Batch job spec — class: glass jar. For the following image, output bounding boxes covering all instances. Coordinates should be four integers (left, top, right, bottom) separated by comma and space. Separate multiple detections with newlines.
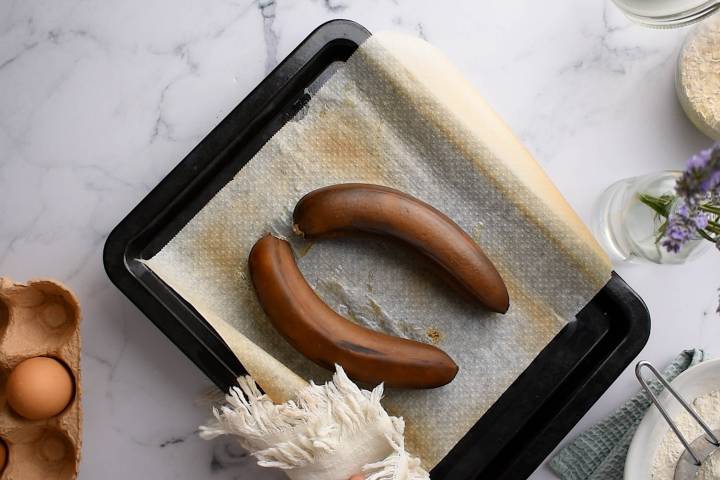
592, 171, 710, 264
611, 0, 720, 28
676, 12, 720, 140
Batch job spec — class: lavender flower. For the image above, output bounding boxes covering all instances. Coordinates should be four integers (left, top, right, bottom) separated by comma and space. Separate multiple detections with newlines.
646, 144, 720, 255
638, 144, 720, 315
675, 143, 720, 204
708, 169, 720, 195
694, 212, 709, 229
661, 202, 701, 253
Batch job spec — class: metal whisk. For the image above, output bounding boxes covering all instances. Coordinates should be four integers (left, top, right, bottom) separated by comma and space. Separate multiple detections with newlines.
636, 361, 720, 479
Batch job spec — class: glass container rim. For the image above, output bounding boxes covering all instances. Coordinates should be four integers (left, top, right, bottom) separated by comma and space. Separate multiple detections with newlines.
612, 1, 720, 28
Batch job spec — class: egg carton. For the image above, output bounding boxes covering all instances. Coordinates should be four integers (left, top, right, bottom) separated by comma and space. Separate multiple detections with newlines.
0, 278, 82, 480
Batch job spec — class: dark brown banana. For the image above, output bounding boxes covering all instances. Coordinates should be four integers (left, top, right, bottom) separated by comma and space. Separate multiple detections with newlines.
293, 183, 509, 313
248, 234, 459, 389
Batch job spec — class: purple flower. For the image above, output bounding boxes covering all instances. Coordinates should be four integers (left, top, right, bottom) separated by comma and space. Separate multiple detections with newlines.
687, 147, 713, 170
661, 239, 683, 254
694, 213, 709, 229
651, 144, 720, 255
677, 204, 690, 217
660, 201, 707, 253
661, 211, 693, 253
704, 169, 720, 194
648, 144, 720, 313
676, 143, 720, 204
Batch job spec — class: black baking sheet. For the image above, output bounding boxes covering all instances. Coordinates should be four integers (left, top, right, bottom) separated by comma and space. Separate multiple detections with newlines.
103, 19, 650, 480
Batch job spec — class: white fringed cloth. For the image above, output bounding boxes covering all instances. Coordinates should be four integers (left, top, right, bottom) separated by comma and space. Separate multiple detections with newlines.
200, 366, 429, 480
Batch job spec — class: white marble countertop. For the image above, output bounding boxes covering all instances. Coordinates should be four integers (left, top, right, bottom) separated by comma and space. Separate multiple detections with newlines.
1, 1, 719, 479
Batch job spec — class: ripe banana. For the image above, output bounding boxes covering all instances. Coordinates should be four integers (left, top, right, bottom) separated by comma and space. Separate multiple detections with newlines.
293, 183, 509, 313
248, 234, 459, 389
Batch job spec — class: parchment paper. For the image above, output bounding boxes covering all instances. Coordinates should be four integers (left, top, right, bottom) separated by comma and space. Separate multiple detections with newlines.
147, 32, 612, 468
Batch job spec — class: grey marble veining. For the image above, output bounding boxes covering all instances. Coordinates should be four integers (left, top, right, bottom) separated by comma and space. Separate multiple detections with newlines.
0, 1, 719, 479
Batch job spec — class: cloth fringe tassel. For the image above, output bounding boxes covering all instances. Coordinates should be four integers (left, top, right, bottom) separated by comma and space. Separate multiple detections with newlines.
200, 366, 429, 479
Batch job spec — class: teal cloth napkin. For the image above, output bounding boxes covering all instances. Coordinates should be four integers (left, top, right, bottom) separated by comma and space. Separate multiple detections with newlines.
549, 349, 705, 480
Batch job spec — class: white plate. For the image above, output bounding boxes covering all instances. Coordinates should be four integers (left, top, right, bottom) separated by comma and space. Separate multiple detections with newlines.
625, 358, 720, 479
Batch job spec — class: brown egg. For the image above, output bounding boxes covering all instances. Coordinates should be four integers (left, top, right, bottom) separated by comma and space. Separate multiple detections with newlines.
7, 357, 74, 420
0, 439, 7, 471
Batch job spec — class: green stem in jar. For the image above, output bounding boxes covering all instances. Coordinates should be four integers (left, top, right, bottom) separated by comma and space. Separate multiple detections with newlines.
699, 204, 720, 216
705, 222, 720, 235
698, 229, 716, 243
638, 193, 674, 219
